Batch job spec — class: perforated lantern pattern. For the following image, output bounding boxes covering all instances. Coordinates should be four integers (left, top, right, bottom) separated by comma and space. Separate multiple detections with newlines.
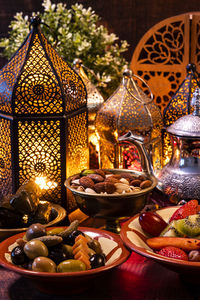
163, 64, 200, 165
0, 18, 88, 209
96, 70, 163, 173
0, 118, 12, 198
73, 59, 104, 169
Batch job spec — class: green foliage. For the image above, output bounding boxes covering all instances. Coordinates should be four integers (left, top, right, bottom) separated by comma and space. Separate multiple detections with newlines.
0, 0, 129, 98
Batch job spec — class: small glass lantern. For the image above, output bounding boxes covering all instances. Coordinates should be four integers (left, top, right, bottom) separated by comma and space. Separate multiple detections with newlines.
96, 68, 163, 174
0, 17, 89, 210
73, 59, 104, 169
163, 63, 200, 165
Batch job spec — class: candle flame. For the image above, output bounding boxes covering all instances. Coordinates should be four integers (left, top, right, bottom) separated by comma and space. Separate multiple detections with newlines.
35, 176, 57, 190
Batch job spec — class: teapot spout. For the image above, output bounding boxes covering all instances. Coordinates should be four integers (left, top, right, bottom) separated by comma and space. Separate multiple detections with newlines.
118, 131, 154, 176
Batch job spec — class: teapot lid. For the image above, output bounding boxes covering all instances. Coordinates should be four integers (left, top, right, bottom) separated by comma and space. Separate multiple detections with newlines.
167, 88, 200, 138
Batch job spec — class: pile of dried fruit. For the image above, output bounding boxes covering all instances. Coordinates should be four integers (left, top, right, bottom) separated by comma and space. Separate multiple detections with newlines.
139, 200, 200, 261
70, 169, 152, 195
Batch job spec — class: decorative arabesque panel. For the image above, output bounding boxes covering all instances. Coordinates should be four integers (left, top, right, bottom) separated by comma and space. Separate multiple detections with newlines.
0, 118, 12, 197
18, 120, 62, 203
131, 14, 190, 114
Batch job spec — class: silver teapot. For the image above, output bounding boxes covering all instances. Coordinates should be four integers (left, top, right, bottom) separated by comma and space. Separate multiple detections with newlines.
119, 87, 200, 201
157, 88, 200, 200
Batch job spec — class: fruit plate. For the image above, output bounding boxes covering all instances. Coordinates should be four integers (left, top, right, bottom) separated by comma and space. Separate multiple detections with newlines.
120, 206, 200, 284
0, 227, 130, 295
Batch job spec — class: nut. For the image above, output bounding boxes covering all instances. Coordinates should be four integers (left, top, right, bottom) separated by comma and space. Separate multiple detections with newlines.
72, 174, 80, 180
79, 176, 94, 189
85, 188, 97, 194
120, 172, 136, 182
119, 178, 129, 185
104, 176, 120, 184
81, 169, 95, 176
94, 182, 116, 194
130, 179, 142, 187
114, 183, 131, 194
77, 186, 85, 192
140, 180, 152, 189
138, 175, 147, 181
95, 169, 105, 178
71, 179, 80, 185
87, 174, 104, 183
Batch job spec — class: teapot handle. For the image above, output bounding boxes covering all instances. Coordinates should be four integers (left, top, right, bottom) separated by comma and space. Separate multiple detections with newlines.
118, 131, 154, 176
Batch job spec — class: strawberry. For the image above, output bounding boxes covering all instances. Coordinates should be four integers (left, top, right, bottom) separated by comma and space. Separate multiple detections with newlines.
169, 200, 199, 222
157, 246, 188, 261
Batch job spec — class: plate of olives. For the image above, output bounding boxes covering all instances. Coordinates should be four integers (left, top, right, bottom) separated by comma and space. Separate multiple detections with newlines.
0, 220, 130, 295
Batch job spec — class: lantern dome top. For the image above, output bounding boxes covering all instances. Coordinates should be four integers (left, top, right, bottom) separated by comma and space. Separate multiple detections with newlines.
96, 68, 163, 143
167, 88, 200, 138
163, 63, 200, 127
0, 18, 87, 116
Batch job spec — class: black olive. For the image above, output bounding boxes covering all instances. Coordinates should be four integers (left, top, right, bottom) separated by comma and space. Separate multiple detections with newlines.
89, 254, 106, 269
11, 246, 28, 265
48, 244, 67, 265
62, 230, 85, 246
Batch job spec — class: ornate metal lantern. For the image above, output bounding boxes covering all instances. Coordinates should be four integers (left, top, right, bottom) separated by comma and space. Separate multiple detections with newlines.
73, 59, 104, 169
0, 17, 88, 210
163, 63, 200, 165
96, 68, 163, 174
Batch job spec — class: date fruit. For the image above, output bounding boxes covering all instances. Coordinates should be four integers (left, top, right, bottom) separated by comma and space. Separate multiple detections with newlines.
139, 211, 167, 236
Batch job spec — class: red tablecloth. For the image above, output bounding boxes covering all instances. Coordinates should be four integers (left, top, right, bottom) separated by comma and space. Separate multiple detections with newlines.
0, 251, 199, 300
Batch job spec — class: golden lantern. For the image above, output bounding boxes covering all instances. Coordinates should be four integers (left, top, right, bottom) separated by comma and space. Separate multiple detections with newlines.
73, 59, 104, 169
163, 63, 200, 165
96, 68, 163, 174
0, 17, 89, 211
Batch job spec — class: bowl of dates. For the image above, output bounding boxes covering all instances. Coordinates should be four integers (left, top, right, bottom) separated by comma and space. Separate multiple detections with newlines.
120, 200, 200, 284
0, 180, 67, 240
0, 220, 130, 295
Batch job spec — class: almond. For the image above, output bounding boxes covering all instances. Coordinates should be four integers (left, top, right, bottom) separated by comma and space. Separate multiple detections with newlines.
94, 182, 116, 194
140, 180, 152, 189
130, 179, 142, 187
95, 169, 105, 178
87, 174, 104, 183
120, 172, 136, 182
138, 175, 147, 181
104, 176, 120, 184
79, 176, 95, 189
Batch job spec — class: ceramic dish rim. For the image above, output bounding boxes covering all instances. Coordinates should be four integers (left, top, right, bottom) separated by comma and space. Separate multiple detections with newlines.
0, 226, 130, 278
120, 206, 200, 269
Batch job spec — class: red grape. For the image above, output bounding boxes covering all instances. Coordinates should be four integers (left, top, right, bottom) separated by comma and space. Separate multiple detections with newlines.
139, 211, 167, 236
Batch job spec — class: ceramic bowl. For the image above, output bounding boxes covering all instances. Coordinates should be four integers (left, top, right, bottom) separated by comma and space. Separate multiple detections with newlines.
120, 206, 200, 284
65, 169, 157, 220
0, 226, 130, 295
0, 203, 67, 241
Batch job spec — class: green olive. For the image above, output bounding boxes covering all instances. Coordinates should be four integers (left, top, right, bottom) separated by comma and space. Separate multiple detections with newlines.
57, 259, 86, 272
32, 257, 56, 272
62, 244, 73, 258
47, 228, 65, 235
88, 239, 102, 254
26, 223, 46, 241
88, 247, 96, 257
24, 240, 48, 259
